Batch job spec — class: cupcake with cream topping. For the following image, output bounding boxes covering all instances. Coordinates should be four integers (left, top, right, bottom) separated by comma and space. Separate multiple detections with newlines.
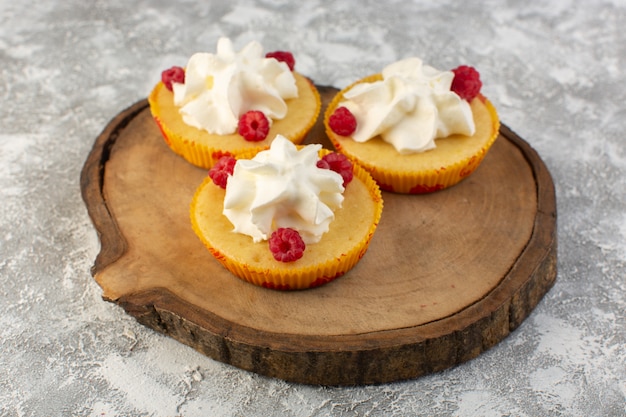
190, 135, 383, 290
149, 37, 321, 169
324, 58, 500, 193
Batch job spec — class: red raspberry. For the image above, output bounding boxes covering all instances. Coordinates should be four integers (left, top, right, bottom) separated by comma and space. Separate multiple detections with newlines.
208, 155, 236, 188
329, 106, 357, 136
161, 66, 185, 91
265, 51, 295, 71
317, 152, 353, 186
451, 65, 482, 101
238, 110, 270, 142
268, 228, 305, 262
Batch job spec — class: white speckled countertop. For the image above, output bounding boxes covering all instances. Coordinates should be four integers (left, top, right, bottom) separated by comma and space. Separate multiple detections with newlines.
1, 1, 625, 416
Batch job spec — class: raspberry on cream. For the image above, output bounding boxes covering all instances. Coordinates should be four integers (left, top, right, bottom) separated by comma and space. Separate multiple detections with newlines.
172, 37, 298, 135
222, 135, 345, 244
339, 57, 476, 154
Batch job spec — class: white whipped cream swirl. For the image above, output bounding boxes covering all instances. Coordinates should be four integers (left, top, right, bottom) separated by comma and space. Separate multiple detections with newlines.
172, 37, 298, 135
223, 135, 345, 244
340, 57, 475, 154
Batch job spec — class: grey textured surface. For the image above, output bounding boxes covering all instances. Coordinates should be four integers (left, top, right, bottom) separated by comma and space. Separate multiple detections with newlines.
1, 0, 625, 416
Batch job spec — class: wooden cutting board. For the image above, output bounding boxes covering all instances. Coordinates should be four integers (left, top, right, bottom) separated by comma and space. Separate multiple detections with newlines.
80, 86, 557, 386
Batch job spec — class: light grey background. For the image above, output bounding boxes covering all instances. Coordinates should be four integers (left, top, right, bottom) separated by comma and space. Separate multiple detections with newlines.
1, 1, 624, 416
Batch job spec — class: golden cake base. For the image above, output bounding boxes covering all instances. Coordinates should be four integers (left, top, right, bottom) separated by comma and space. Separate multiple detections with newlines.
80, 86, 557, 386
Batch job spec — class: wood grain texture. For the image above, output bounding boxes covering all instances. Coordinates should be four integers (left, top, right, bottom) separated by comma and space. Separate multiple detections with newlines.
80, 86, 557, 385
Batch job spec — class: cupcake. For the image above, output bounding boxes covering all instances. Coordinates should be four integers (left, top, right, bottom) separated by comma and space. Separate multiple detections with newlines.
149, 37, 321, 169
324, 58, 500, 194
190, 135, 383, 290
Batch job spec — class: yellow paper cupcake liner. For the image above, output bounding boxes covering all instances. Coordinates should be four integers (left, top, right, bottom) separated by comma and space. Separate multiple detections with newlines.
324, 75, 500, 194
189, 150, 383, 290
148, 74, 321, 169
